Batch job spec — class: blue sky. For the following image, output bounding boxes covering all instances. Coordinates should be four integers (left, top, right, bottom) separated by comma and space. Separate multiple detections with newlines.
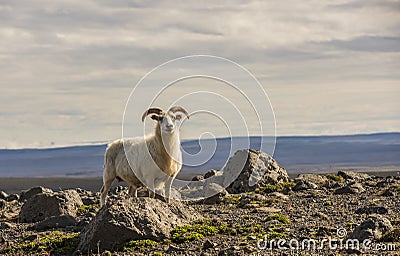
0, 0, 399, 148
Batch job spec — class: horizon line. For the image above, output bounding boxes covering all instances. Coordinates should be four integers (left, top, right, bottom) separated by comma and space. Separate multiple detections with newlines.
1, 131, 399, 151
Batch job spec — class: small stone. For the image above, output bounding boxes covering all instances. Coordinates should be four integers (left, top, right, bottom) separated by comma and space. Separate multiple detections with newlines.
192, 175, 204, 181
203, 239, 215, 250
168, 244, 185, 252
337, 170, 371, 181
5, 194, 19, 202
380, 189, 395, 197
270, 192, 289, 200
204, 169, 218, 179
323, 180, 341, 189
243, 245, 256, 253
203, 183, 228, 204
314, 212, 330, 221
355, 206, 389, 215
253, 207, 281, 213
293, 180, 318, 191
295, 174, 328, 185
334, 182, 365, 194
0, 191, 9, 200
34, 215, 78, 231
0, 222, 15, 230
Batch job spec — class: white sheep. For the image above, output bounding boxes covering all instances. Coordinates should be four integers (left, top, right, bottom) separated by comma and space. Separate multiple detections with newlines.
100, 106, 189, 206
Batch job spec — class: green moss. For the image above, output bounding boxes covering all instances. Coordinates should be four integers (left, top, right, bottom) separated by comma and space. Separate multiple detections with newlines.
171, 218, 265, 243
153, 252, 163, 256
326, 174, 344, 183
171, 220, 219, 243
266, 231, 286, 239
380, 229, 400, 242
76, 204, 99, 215
123, 239, 158, 252
323, 200, 332, 206
262, 182, 296, 193
396, 186, 400, 193
3, 231, 80, 254
223, 195, 241, 205
265, 214, 291, 224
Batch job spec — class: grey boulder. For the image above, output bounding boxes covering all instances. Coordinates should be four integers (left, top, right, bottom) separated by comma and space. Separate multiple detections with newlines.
19, 189, 83, 223
76, 197, 201, 252
224, 149, 289, 194
349, 215, 393, 241
19, 186, 53, 202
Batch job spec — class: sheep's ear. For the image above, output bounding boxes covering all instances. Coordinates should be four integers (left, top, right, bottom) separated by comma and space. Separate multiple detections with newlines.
175, 114, 182, 121
151, 115, 162, 121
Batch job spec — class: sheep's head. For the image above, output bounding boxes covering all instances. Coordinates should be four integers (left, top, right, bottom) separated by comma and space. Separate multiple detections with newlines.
142, 106, 189, 134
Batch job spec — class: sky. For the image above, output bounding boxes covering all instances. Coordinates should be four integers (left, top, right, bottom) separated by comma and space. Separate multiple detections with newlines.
0, 0, 399, 149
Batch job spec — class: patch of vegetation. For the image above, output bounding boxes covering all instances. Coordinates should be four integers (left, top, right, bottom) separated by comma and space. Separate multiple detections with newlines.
380, 229, 400, 242
323, 200, 332, 206
262, 182, 296, 193
326, 174, 344, 183
223, 195, 241, 205
76, 204, 99, 215
171, 218, 266, 243
171, 219, 219, 243
153, 252, 163, 256
123, 239, 158, 252
266, 231, 286, 239
3, 231, 80, 254
265, 214, 291, 224
396, 185, 400, 193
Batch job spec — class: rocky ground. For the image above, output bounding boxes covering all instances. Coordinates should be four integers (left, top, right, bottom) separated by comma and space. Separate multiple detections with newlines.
0, 150, 399, 256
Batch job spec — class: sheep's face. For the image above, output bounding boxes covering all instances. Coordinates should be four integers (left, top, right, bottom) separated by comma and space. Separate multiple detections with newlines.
152, 112, 182, 134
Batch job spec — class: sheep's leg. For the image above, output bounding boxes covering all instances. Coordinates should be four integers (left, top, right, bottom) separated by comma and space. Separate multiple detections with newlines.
100, 178, 113, 207
165, 176, 173, 203
148, 179, 155, 199
128, 185, 138, 197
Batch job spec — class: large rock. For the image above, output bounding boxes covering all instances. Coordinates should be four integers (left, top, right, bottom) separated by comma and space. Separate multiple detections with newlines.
76, 197, 201, 252
349, 215, 393, 241
224, 149, 289, 194
19, 190, 83, 223
19, 186, 53, 202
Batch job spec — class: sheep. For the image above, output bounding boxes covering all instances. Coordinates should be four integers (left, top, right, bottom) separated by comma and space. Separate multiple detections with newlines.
100, 106, 190, 206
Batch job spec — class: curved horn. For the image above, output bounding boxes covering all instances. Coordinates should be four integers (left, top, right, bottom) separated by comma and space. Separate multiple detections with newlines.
168, 106, 190, 119
141, 107, 164, 122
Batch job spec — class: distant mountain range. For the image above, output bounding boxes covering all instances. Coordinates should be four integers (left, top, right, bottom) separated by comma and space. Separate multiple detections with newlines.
0, 133, 399, 177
